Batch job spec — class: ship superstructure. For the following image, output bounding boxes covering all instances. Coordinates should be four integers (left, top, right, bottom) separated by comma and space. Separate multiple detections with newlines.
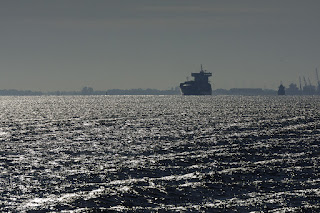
180, 65, 212, 95
278, 83, 285, 95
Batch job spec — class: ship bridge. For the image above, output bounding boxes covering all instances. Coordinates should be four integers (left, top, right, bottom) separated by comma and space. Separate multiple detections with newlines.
191, 65, 212, 83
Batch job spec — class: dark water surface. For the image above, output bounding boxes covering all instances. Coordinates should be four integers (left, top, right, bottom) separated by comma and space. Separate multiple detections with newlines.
0, 96, 319, 212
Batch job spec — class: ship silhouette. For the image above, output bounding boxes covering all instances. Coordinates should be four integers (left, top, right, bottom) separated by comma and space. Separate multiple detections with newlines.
180, 65, 212, 95
278, 83, 285, 95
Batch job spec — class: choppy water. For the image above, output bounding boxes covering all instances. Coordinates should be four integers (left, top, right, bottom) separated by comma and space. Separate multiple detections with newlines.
0, 95, 320, 212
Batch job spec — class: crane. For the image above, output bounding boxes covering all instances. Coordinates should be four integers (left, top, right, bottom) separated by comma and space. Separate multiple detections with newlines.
316, 68, 320, 92
299, 76, 302, 91
303, 76, 308, 87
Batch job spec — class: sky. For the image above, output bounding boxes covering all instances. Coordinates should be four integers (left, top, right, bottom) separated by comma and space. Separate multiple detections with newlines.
0, 0, 320, 91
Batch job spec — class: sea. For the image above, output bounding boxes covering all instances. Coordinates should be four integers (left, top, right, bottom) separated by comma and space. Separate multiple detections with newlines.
0, 95, 319, 212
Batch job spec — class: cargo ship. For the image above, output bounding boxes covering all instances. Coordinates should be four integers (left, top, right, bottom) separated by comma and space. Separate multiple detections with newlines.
180, 65, 212, 95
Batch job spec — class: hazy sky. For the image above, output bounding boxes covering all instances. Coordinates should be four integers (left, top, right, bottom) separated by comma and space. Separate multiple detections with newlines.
1, 0, 320, 91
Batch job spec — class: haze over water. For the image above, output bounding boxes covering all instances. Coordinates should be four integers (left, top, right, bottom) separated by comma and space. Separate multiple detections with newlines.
1, 1, 320, 91
0, 95, 319, 212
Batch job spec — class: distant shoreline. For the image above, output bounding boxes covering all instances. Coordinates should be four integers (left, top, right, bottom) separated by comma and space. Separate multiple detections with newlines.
5, 86, 320, 96
0, 87, 283, 96
0, 87, 181, 96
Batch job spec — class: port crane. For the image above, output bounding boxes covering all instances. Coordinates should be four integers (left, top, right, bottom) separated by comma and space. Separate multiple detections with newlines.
299, 77, 302, 91
316, 68, 320, 93
303, 76, 308, 87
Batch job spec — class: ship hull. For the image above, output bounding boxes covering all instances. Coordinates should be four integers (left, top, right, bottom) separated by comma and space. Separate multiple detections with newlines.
180, 83, 212, 95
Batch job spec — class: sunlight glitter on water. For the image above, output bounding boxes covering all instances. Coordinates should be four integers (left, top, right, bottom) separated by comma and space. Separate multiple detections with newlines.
0, 95, 319, 212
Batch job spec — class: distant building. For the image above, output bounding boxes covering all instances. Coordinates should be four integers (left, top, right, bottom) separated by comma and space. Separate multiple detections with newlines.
303, 85, 316, 95
286, 83, 300, 95
81, 87, 94, 95
229, 88, 265, 95
212, 88, 276, 95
